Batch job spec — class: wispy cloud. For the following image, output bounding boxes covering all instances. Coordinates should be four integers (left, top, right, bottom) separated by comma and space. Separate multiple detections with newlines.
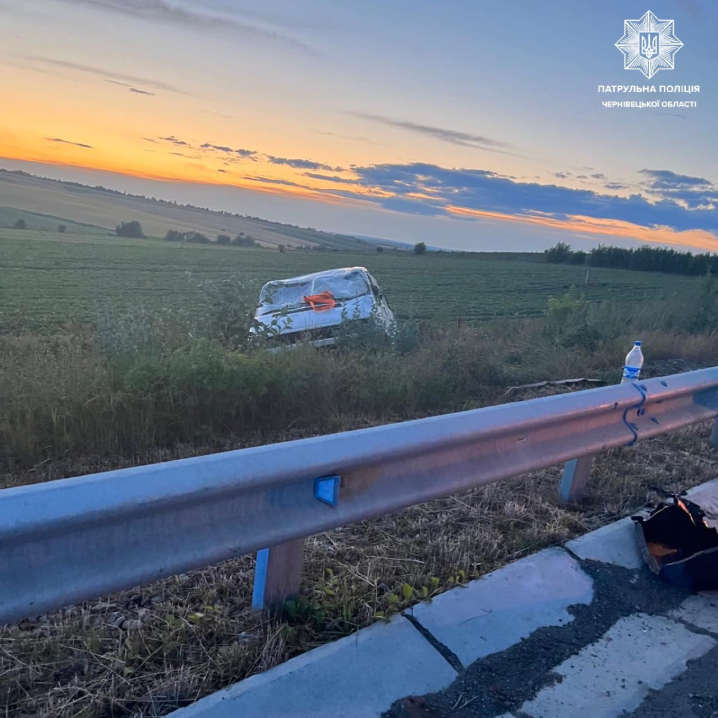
266, 155, 339, 172
243, 175, 314, 190
350, 113, 512, 153
200, 1, 329, 31
313, 129, 384, 146
46, 137, 93, 149
19, 54, 193, 96
50, 0, 316, 54
154, 135, 335, 172
304, 172, 356, 184
158, 136, 189, 146
105, 79, 155, 95
201, 143, 257, 158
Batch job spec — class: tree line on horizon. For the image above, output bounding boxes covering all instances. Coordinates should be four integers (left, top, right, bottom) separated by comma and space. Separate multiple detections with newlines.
164, 229, 258, 247
545, 241, 718, 277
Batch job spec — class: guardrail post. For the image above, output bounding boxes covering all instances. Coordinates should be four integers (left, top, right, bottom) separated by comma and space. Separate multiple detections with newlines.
251, 475, 340, 611
559, 454, 595, 503
252, 538, 306, 611
711, 418, 718, 448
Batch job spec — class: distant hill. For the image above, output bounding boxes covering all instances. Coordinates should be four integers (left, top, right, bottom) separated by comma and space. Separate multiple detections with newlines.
353, 234, 414, 250
0, 206, 110, 234
0, 170, 400, 251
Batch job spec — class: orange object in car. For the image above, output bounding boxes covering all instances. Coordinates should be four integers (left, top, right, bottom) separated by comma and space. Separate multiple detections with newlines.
303, 291, 337, 312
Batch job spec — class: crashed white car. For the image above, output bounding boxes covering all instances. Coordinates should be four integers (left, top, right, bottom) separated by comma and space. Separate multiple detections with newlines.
252, 267, 395, 348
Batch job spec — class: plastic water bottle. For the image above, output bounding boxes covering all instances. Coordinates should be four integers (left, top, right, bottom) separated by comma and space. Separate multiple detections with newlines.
621, 341, 644, 383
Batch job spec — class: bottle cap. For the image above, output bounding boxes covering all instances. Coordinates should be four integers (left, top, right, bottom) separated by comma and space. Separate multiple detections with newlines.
634, 340, 642, 346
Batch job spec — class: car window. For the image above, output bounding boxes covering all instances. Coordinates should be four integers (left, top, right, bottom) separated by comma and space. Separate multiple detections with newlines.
257, 272, 370, 315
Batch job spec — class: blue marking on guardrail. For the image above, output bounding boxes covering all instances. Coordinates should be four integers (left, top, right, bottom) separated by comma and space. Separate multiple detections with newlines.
314, 475, 340, 506
252, 548, 270, 610
624, 383, 648, 446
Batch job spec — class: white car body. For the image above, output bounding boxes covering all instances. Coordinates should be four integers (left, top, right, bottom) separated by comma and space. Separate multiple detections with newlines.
252, 267, 395, 347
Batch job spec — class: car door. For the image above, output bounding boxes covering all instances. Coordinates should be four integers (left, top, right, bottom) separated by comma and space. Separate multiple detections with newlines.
366, 272, 394, 328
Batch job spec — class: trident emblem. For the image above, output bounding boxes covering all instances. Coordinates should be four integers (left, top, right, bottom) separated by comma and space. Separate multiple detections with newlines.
640, 33, 658, 59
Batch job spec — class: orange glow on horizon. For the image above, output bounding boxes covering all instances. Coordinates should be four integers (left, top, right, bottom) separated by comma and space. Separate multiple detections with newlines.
0, 139, 360, 206
2, 131, 716, 255
447, 205, 718, 253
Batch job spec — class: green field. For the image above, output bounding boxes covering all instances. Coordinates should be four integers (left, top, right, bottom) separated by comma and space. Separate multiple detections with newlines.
0, 227, 703, 333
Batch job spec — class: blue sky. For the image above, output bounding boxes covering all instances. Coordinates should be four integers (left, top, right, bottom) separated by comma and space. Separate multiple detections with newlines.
0, 0, 716, 251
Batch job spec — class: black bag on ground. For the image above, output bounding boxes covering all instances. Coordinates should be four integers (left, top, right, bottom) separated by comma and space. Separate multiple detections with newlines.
632, 485, 718, 591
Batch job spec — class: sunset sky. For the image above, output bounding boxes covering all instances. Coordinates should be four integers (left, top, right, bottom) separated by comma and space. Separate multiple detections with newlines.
1, 0, 717, 251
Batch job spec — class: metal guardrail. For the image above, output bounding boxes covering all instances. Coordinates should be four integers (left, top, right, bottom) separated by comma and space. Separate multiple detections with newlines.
1, 368, 717, 623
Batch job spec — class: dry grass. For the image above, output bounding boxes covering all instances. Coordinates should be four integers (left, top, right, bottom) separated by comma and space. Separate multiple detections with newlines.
2, 420, 716, 718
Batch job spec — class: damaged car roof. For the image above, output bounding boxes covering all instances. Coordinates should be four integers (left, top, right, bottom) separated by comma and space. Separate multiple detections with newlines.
263, 267, 369, 287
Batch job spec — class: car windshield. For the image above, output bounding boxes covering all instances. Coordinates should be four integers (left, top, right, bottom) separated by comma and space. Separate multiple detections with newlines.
258, 272, 370, 315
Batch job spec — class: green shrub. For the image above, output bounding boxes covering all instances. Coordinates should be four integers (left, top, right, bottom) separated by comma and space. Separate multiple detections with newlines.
232, 234, 256, 247
116, 221, 144, 238
185, 232, 210, 244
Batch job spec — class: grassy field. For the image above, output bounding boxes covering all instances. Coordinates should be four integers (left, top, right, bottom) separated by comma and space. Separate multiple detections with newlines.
0, 171, 383, 251
0, 226, 703, 333
0, 206, 108, 235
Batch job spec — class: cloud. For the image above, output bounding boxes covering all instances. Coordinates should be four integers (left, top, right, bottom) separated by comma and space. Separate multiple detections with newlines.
350, 113, 511, 153
104, 79, 155, 95
639, 169, 718, 209
51, 0, 316, 54
266, 155, 339, 171
200, 1, 329, 31
314, 129, 384, 146
639, 169, 713, 190
605, 182, 630, 191
243, 175, 313, 190
591, 173, 607, 181
151, 135, 333, 172
201, 143, 233, 153
303, 172, 356, 184
159, 136, 189, 146
19, 54, 192, 96
46, 137, 93, 148
340, 162, 718, 237
553, 172, 571, 179
201, 143, 257, 158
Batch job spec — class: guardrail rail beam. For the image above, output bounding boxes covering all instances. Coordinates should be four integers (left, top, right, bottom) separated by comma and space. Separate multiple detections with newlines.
1, 368, 716, 624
